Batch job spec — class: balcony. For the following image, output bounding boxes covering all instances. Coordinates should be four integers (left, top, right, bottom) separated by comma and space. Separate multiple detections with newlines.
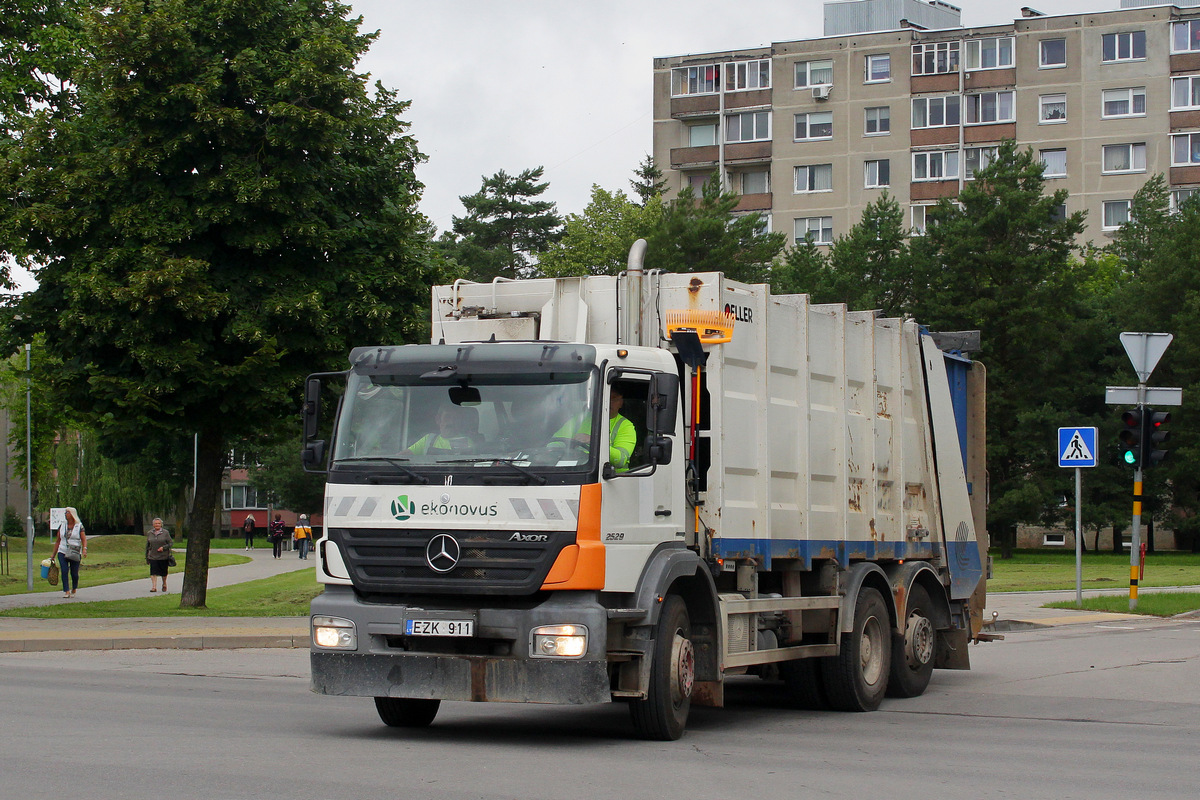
734, 193, 772, 212
910, 181, 959, 201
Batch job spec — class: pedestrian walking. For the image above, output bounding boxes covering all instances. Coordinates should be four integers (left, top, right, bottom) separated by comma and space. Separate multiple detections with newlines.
145, 517, 173, 593
294, 514, 313, 560
54, 507, 87, 599
269, 513, 286, 559
243, 514, 256, 550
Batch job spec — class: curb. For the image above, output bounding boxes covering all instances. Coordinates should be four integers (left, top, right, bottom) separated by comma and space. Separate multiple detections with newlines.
0, 634, 308, 653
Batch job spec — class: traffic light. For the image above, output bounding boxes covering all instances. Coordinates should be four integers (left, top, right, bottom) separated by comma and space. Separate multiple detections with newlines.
1119, 408, 1142, 466
1142, 409, 1171, 468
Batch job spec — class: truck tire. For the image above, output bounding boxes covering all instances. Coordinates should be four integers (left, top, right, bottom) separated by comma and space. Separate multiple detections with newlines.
887, 584, 936, 698
779, 657, 829, 710
374, 697, 440, 728
821, 587, 890, 712
629, 594, 694, 740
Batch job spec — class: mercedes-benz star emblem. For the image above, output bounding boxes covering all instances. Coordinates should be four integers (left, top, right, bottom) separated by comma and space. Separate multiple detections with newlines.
425, 534, 461, 573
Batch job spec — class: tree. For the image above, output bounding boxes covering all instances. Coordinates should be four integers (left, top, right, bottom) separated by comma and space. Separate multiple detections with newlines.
538, 185, 663, 277
630, 154, 666, 205
774, 192, 911, 314
644, 174, 786, 283
1, 0, 435, 606
445, 167, 563, 281
906, 140, 1089, 557
250, 437, 326, 515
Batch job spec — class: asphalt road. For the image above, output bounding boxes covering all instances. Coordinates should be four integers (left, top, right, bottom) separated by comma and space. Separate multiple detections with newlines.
2, 615, 1196, 800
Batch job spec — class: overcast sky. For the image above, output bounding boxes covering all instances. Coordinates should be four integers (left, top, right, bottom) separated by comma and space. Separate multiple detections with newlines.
350, 0, 1107, 234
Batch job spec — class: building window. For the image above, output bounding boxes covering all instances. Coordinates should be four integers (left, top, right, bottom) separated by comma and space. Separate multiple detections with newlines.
1050, 203, 1068, 222
1172, 75, 1200, 110
686, 173, 711, 191
795, 59, 833, 88
223, 484, 265, 510
738, 169, 769, 194
1172, 132, 1200, 166
1102, 31, 1146, 63
725, 59, 771, 92
912, 41, 959, 75
794, 111, 833, 141
1172, 19, 1200, 53
794, 164, 833, 193
911, 205, 930, 235
795, 216, 833, 245
912, 149, 959, 181
865, 106, 891, 135
1102, 87, 1146, 118
1102, 143, 1146, 173
1040, 38, 1066, 68
726, 111, 770, 143
966, 91, 1015, 124
965, 37, 1014, 70
1040, 93, 1067, 123
911, 95, 960, 129
1041, 148, 1067, 178
672, 65, 720, 97
964, 146, 998, 180
865, 54, 890, 83
1103, 200, 1131, 230
865, 159, 890, 188
1171, 187, 1199, 212
688, 123, 717, 147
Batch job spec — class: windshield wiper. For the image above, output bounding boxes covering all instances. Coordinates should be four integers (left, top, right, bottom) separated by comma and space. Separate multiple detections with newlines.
438, 457, 547, 485
333, 456, 430, 485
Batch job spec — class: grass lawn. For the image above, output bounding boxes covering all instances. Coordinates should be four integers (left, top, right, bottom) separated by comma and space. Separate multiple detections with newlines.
0, 535, 250, 596
987, 550, 1200, 592
0, 568, 321, 618
1045, 592, 1200, 617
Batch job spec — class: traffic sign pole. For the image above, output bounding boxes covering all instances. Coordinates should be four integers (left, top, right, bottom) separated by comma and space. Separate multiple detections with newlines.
1057, 427, 1097, 608
1075, 467, 1083, 607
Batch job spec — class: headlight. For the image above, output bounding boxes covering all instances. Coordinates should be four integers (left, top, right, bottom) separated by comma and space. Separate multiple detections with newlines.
312, 615, 357, 650
530, 624, 588, 658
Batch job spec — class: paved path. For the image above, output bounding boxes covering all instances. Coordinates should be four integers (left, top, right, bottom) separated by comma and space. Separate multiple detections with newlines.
0, 553, 1194, 652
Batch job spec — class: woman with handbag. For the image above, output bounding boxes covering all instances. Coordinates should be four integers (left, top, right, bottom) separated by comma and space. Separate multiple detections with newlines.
54, 507, 87, 599
145, 517, 173, 593
269, 513, 286, 559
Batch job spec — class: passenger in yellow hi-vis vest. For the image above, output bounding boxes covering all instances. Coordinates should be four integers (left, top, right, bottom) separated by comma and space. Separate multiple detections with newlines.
554, 385, 636, 472
294, 514, 313, 560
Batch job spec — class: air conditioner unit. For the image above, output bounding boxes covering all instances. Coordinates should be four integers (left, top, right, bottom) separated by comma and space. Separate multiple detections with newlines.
812, 85, 831, 100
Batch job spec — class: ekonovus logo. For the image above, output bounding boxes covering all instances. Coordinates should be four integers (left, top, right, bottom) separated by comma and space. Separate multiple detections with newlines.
391, 495, 416, 521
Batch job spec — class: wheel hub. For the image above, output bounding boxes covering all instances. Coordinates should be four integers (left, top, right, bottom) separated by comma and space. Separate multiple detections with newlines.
906, 613, 935, 667
671, 633, 695, 704
860, 616, 885, 685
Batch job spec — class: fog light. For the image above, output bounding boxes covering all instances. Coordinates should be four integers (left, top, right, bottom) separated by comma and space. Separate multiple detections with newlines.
530, 624, 588, 658
312, 615, 357, 650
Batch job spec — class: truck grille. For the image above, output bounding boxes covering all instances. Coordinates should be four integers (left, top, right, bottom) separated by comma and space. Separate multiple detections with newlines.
327, 527, 573, 595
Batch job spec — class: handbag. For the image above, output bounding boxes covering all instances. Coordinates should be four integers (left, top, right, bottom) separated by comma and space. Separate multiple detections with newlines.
47, 558, 59, 586
64, 542, 82, 562
168, 553, 177, 567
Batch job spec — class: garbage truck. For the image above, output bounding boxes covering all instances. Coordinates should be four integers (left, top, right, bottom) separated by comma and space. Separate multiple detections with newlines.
303, 242, 988, 740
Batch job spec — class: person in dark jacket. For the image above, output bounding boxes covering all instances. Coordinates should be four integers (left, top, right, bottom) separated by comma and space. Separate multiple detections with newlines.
145, 517, 173, 593
243, 514, 256, 551
269, 513, 286, 559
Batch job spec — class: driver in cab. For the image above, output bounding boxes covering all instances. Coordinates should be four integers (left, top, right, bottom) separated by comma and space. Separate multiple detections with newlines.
553, 385, 636, 472
405, 405, 479, 456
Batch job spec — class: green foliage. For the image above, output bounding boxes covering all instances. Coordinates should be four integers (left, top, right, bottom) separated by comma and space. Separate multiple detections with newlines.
443, 166, 564, 281
644, 174, 786, 283
0, 0, 436, 605
630, 154, 666, 205
249, 437, 325, 514
538, 186, 664, 277
2, 504, 22, 536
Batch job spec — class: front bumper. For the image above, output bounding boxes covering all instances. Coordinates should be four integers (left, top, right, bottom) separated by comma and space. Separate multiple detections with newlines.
309, 586, 611, 705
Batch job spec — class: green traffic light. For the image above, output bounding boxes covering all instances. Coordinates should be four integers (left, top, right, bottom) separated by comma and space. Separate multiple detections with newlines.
1123, 449, 1137, 465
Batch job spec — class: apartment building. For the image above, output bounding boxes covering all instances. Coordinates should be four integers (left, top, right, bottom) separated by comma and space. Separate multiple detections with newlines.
652, 1, 1200, 246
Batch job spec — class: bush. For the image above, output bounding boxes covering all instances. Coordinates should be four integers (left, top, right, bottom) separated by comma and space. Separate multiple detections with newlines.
2, 505, 24, 537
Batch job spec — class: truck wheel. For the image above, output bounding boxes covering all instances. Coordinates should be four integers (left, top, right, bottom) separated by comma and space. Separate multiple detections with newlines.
630, 594, 694, 740
821, 587, 891, 712
779, 657, 829, 710
887, 584, 936, 698
374, 697, 440, 728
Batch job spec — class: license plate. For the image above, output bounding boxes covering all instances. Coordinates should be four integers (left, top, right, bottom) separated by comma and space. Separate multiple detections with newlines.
405, 618, 474, 637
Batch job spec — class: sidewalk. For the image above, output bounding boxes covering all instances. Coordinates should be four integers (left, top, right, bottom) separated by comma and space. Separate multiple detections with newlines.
983, 585, 1200, 631
0, 548, 312, 653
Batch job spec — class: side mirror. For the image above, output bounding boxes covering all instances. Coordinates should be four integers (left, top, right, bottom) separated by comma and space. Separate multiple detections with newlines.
646, 435, 672, 465
302, 440, 327, 471
303, 377, 322, 441
649, 373, 679, 436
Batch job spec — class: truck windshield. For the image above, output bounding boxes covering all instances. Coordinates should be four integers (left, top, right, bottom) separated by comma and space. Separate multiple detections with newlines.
331, 370, 600, 479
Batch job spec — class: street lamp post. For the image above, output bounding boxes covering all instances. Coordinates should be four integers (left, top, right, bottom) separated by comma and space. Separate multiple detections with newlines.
24, 342, 33, 590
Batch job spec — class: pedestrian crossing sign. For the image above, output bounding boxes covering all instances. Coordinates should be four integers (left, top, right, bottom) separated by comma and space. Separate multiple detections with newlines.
1058, 427, 1098, 468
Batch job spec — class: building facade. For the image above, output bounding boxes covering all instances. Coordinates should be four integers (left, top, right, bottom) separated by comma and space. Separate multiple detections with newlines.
652, 1, 1200, 246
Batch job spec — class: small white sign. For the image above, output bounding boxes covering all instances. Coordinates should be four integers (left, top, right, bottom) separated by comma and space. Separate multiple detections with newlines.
49, 507, 66, 532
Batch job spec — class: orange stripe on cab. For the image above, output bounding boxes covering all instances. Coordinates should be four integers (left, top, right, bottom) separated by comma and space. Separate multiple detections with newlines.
541, 483, 605, 590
